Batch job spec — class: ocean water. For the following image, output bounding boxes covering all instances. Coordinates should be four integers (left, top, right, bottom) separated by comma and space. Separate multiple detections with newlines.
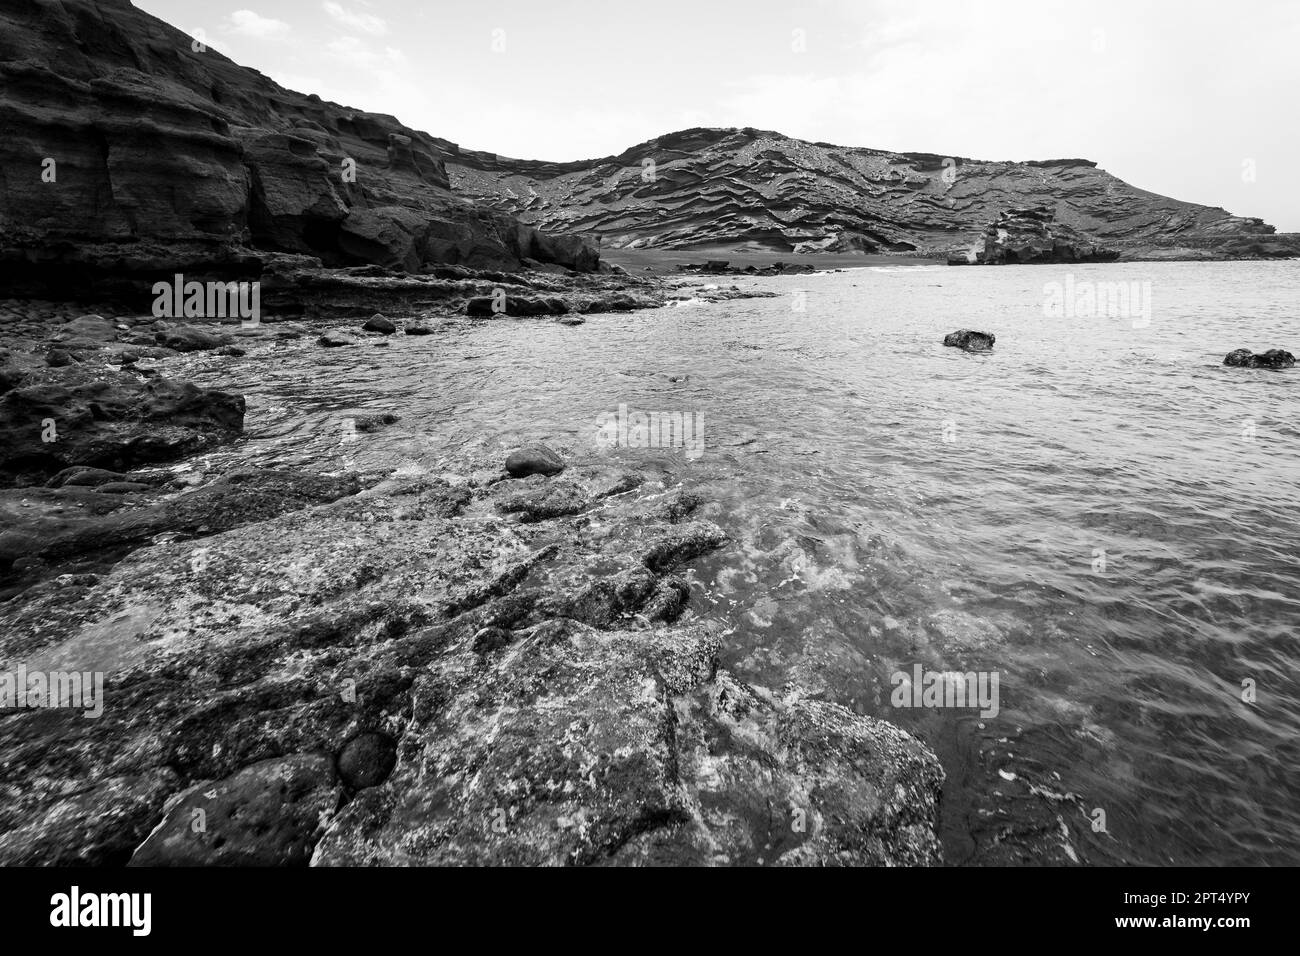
183, 259, 1300, 865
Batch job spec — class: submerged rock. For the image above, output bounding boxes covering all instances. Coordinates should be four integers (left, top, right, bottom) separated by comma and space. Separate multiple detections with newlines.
0, 468, 363, 580
494, 478, 589, 522
155, 325, 232, 353
1223, 348, 1295, 369
504, 444, 565, 478
317, 331, 358, 348
641, 521, 729, 571
943, 329, 996, 351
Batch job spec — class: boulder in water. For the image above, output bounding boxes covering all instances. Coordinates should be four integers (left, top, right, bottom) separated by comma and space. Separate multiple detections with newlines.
317, 331, 358, 348
505, 444, 565, 478
943, 329, 996, 351
363, 314, 396, 334
1223, 348, 1295, 369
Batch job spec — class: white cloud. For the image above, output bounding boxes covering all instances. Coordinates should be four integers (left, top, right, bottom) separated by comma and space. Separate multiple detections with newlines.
325, 35, 407, 70
323, 2, 388, 37
225, 10, 290, 40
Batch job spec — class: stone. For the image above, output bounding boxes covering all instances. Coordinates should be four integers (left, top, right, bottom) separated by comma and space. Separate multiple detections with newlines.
63, 315, 117, 342
466, 295, 564, 318
1224, 348, 1295, 369
362, 313, 396, 334
495, 479, 589, 523
45, 349, 77, 368
337, 732, 398, 789
943, 329, 996, 351
0, 369, 245, 487
155, 325, 231, 353
641, 521, 729, 571
504, 444, 565, 478
318, 331, 358, 348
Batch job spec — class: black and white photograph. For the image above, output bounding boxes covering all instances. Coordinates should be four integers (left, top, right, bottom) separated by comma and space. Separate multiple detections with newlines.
0, 0, 1293, 934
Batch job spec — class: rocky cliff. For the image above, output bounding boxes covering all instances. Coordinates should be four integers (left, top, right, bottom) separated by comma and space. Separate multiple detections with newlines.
0, 0, 601, 300
444, 126, 1297, 259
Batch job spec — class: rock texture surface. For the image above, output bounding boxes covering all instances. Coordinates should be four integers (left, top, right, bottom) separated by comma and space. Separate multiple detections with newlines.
446, 126, 1297, 260
0, 457, 945, 867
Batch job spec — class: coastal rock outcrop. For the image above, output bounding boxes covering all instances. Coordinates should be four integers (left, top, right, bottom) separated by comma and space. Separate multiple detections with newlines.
0, 366, 245, 487
0, 0, 602, 300
0, 462, 945, 867
947, 208, 1121, 265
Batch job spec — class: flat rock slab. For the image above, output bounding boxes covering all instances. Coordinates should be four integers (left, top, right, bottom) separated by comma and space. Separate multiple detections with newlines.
0, 463, 944, 867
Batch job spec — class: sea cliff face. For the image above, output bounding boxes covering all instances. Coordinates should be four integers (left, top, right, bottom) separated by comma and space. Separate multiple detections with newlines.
0, 0, 601, 299
444, 126, 1299, 260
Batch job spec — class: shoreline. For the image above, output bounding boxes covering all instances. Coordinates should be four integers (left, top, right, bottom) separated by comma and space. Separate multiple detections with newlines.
604, 246, 1300, 276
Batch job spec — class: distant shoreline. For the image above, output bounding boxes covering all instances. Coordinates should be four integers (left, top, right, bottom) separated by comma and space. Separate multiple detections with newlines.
604, 245, 1300, 275
602, 247, 937, 275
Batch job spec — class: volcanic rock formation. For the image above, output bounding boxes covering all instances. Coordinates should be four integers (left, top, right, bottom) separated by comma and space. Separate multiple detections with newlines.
0, 0, 601, 300
444, 127, 1297, 260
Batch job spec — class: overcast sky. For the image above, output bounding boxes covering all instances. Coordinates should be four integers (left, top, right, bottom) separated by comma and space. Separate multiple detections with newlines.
136, 0, 1300, 230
